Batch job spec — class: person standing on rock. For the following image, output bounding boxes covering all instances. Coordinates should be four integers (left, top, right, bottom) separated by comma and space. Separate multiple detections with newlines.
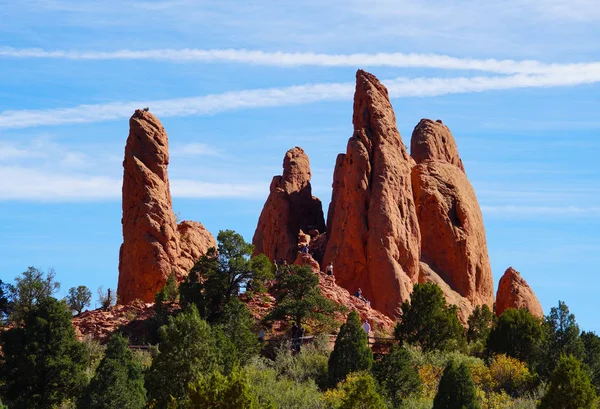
326, 262, 334, 276
362, 319, 371, 335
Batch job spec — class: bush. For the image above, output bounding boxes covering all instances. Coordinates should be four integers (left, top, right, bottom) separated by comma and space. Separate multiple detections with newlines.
0, 297, 87, 409
581, 331, 600, 393
486, 308, 542, 366
487, 354, 533, 397
373, 345, 422, 407
67, 286, 92, 315
96, 286, 115, 309
433, 361, 480, 409
336, 372, 387, 409
78, 333, 146, 409
214, 298, 260, 368
328, 311, 373, 387
186, 368, 258, 409
395, 283, 464, 352
538, 355, 596, 409
467, 305, 494, 344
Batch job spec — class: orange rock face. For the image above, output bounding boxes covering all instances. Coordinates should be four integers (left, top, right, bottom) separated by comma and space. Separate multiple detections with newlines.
117, 110, 214, 304
411, 119, 494, 310
323, 70, 421, 317
252, 147, 326, 264
495, 267, 543, 318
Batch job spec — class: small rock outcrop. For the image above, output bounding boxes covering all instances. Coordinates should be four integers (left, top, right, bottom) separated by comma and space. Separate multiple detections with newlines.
323, 70, 421, 317
117, 110, 214, 304
252, 147, 326, 264
495, 267, 543, 318
411, 119, 494, 310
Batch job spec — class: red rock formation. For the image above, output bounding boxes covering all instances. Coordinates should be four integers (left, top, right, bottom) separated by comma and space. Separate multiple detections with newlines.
495, 267, 543, 318
323, 70, 421, 317
117, 110, 214, 304
252, 147, 326, 264
411, 119, 494, 310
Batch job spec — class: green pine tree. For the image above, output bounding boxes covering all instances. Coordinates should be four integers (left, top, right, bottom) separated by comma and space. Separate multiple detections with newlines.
486, 308, 543, 366
539, 355, 597, 409
78, 333, 146, 409
373, 344, 422, 407
0, 297, 88, 409
433, 361, 480, 409
466, 304, 494, 344
328, 310, 373, 387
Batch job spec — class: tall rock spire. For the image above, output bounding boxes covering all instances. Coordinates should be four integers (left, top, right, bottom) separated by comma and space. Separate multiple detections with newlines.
323, 70, 421, 317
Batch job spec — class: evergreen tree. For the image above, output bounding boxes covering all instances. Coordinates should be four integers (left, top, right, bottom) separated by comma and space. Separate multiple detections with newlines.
395, 283, 464, 352
581, 331, 600, 393
67, 285, 92, 315
78, 333, 146, 409
0, 297, 87, 409
538, 301, 585, 377
145, 306, 220, 409
328, 311, 373, 386
215, 298, 260, 368
0, 279, 10, 321
179, 230, 273, 321
268, 265, 341, 328
539, 355, 597, 409
339, 372, 387, 409
373, 344, 422, 407
486, 308, 543, 366
433, 361, 480, 409
8, 266, 60, 323
467, 304, 494, 344
186, 368, 258, 409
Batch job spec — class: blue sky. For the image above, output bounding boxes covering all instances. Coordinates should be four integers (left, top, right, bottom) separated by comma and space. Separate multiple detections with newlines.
0, 0, 599, 331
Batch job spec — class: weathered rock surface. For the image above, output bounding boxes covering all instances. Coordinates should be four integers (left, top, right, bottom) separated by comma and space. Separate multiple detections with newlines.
323, 70, 421, 317
117, 110, 214, 304
176, 220, 217, 277
495, 267, 543, 318
411, 119, 494, 310
252, 147, 326, 264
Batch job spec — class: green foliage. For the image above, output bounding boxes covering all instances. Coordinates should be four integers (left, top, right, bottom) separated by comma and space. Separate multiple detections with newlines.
373, 344, 422, 407
538, 301, 585, 377
185, 368, 258, 409
328, 311, 373, 387
78, 333, 146, 409
395, 283, 465, 352
538, 355, 597, 409
154, 273, 179, 325
246, 359, 327, 409
486, 308, 543, 366
66, 285, 92, 315
337, 372, 387, 409
8, 266, 60, 323
145, 306, 219, 408
160, 273, 179, 302
81, 335, 106, 382
467, 304, 494, 344
433, 361, 480, 409
96, 286, 115, 310
0, 399, 7, 409
0, 279, 10, 321
214, 298, 260, 369
268, 265, 342, 329
581, 331, 600, 393
0, 297, 87, 409
180, 230, 273, 321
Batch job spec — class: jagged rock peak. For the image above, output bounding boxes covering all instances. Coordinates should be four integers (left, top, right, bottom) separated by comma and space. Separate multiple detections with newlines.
252, 146, 325, 264
495, 267, 543, 318
411, 118, 464, 171
323, 69, 421, 317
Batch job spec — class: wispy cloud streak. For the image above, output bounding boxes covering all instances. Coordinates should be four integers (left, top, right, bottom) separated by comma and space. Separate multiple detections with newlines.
2, 71, 600, 129
2, 47, 600, 75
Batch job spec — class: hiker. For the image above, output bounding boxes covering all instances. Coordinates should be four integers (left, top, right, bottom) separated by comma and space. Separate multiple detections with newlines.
301, 244, 309, 255
355, 288, 371, 307
326, 262, 334, 276
362, 319, 371, 334
258, 327, 265, 342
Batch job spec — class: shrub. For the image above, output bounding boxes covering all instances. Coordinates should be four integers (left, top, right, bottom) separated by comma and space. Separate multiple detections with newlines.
78, 333, 146, 409
487, 354, 533, 397
96, 286, 115, 309
395, 283, 464, 352
328, 311, 373, 386
373, 345, 422, 407
337, 372, 387, 409
67, 285, 92, 315
433, 361, 480, 409
538, 355, 596, 409
186, 368, 258, 409
467, 304, 494, 344
486, 308, 542, 366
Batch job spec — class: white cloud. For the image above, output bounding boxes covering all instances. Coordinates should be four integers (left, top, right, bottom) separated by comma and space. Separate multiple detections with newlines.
2, 70, 600, 130
0, 166, 266, 202
2, 46, 600, 75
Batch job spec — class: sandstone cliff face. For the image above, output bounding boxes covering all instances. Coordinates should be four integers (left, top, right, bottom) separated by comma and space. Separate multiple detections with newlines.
323, 70, 421, 317
411, 119, 494, 310
252, 147, 326, 264
117, 110, 214, 304
495, 267, 543, 318
176, 220, 217, 278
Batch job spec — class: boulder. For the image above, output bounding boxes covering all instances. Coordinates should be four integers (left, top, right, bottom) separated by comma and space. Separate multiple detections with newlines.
252, 147, 326, 264
411, 119, 494, 309
323, 70, 421, 317
495, 267, 543, 318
